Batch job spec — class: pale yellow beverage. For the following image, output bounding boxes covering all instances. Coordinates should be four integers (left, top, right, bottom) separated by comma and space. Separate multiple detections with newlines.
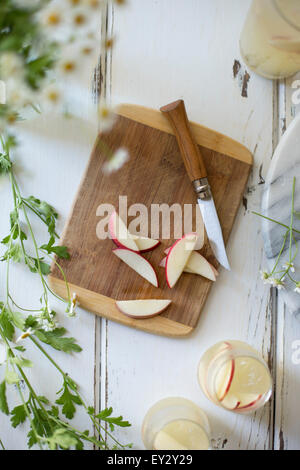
198, 341, 272, 413
240, 0, 300, 79
142, 397, 211, 450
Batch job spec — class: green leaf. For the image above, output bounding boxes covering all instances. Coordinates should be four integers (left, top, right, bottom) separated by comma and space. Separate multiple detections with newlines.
26, 256, 50, 275
11, 404, 27, 428
49, 428, 78, 450
11, 356, 33, 368
35, 328, 82, 354
1, 243, 22, 263
56, 382, 82, 419
14, 346, 26, 352
0, 381, 9, 415
0, 308, 15, 341
5, 370, 19, 385
40, 241, 70, 260
10, 310, 25, 330
0, 152, 12, 174
96, 407, 131, 430
24, 196, 58, 236
24, 315, 38, 330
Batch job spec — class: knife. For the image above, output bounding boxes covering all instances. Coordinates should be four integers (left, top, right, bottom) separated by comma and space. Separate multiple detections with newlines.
160, 99, 230, 270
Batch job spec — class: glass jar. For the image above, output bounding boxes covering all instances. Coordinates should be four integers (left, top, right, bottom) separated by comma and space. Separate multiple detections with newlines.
198, 340, 272, 413
240, 0, 300, 79
141, 397, 211, 450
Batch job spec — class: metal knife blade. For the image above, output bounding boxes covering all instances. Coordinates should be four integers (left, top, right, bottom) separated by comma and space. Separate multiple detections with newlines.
197, 196, 230, 270
160, 100, 230, 270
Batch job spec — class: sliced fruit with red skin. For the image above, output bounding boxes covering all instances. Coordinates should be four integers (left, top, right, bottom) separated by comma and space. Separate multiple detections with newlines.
135, 237, 160, 253
109, 211, 160, 252
235, 394, 263, 411
112, 248, 158, 287
221, 394, 240, 410
165, 233, 197, 288
109, 211, 139, 251
160, 252, 218, 281
215, 359, 235, 402
198, 341, 233, 401
115, 299, 171, 319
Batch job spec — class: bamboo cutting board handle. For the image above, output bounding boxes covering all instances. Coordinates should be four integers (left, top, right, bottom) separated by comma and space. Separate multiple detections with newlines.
160, 100, 207, 181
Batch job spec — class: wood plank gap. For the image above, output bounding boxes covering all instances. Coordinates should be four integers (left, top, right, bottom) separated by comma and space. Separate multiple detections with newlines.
271, 78, 286, 449
93, 2, 112, 447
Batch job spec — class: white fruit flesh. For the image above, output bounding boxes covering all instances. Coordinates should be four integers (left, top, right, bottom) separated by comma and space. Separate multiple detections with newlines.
115, 299, 171, 319
215, 359, 235, 401
153, 420, 210, 451
113, 249, 158, 287
184, 251, 217, 281
135, 237, 160, 252
216, 356, 271, 411
165, 233, 197, 288
109, 211, 139, 251
161, 252, 218, 281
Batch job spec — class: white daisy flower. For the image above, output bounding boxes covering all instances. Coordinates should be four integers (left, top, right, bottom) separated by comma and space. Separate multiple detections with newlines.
260, 270, 271, 284
98, 102, 117, 132
283, 261, 295, 272
16, 328, 34, 342
273, 278, 285, 290
294, 282, 300, 294
67, 293, 79, 317
0, 52, 23, 79
103, 148, 129, 174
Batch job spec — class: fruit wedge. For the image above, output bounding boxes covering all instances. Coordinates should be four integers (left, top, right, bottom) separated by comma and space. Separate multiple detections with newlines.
109, 211, 139, 251
135, 236, 160, 252
165, 233, 198, 288
109, 211, 159, 252
161, 251, 218, 281
215, 359, 235, 402
116, 299, 171, 319
113, 248, 158, 287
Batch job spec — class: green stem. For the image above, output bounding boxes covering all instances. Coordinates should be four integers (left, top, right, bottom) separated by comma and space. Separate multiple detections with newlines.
0, 438, 5, 450
252, 211, 300, 235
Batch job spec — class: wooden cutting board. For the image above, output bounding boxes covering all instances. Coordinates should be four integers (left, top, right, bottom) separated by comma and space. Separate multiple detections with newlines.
49, 104, 252, 337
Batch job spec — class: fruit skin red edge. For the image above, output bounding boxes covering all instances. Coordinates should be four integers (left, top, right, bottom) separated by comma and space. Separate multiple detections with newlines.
218, 359, 235, 402
236, 394, 263, 411
112, 248, 159, 288
165, 233, 197, 288
109, 211, 160, 252
115, 300, 171, 320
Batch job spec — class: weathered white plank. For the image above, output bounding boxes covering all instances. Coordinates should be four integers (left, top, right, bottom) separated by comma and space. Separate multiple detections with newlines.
273, 72, 300, 450
104, 0, 275, 450
0, 57, 98, 450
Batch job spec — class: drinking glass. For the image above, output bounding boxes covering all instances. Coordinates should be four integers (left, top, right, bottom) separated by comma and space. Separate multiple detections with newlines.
198, 340, 272, 413
240, 0, 300, 79
141, 397, 211, 450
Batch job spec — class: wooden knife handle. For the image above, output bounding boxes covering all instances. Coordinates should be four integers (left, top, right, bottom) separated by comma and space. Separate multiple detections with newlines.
160, 99, 207, 181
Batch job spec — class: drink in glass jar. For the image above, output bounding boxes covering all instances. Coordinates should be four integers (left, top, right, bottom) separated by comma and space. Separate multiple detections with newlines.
240, 0, 300, 79
142, 397, 211, 450
198, 340, 272, 413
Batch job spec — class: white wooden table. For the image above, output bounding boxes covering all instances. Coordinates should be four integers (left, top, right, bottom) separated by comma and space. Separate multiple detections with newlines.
1, 0, 300, 450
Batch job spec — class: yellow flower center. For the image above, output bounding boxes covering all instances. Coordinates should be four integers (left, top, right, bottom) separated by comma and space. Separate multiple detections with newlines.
100, 107, 109, 118
74, 13, 86, 26
62, 61, 76, 72
47, 90, 60, 102
104, 37, 114, 49
82, 46, 93, 55
7, 113, 17, 124
46, 12, 61, 26
88, 0, 101, 7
